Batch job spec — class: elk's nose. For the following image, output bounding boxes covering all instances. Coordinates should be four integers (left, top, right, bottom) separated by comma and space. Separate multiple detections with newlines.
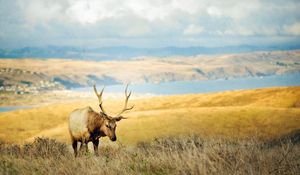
111, 137, 117, 142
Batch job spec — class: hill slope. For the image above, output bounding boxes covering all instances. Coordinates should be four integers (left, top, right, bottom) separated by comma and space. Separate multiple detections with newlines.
0, 86, 300, 144
0, 50, 300, 92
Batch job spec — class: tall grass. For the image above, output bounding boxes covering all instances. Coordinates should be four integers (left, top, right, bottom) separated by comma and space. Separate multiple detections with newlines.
0, 135, 299, 175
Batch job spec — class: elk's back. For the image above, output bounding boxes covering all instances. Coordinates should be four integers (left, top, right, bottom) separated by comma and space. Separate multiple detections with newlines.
68, 107, 92, 141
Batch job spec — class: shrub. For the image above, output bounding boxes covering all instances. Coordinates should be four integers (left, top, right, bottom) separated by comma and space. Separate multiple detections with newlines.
23, 137, 68, 158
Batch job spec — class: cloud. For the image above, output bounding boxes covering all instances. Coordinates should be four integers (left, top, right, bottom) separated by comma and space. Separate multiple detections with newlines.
0, 0, 300, 48
17, 0, 67, 24
183, 25, 204, 36
284, 22, 300, 36
207, 6, 222, 18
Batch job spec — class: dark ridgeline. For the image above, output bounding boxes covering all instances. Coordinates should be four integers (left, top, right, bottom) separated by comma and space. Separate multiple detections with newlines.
1, 44, 300, 60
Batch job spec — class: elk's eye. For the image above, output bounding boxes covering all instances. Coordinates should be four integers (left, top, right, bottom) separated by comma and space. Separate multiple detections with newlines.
106, 124, 109, 128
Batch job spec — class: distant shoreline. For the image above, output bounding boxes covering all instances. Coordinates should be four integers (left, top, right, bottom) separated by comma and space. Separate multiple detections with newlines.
72, 73, 300, 95
1, 46, 299, 60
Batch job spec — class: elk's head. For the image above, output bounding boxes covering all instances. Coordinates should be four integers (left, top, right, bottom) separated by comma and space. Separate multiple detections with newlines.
93, 84, 134, 142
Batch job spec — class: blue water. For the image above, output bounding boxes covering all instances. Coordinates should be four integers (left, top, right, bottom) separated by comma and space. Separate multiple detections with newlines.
73, 73, 300, 95
0, 106, 31, 113
1, 73, 300, 112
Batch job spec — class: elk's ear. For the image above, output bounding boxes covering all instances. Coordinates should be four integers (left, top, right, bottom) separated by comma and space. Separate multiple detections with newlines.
115, 116, 127, 122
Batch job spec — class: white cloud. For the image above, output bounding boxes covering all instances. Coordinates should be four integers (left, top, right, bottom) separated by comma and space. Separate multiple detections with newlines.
183, 25, 204, 36
66, 1, 100, 24
284, 22, 300, 36
66, 0, 127, 24
207, 6, 222, 17
0, 0, 299, 48
223, 1, 261, 21
171, 0, 202, 15
223, 28, 253, 36
19, 0, 65, 24
125, 0, 172, 21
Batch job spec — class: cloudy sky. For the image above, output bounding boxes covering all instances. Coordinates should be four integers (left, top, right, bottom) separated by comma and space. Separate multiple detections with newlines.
0, 0, 300, 48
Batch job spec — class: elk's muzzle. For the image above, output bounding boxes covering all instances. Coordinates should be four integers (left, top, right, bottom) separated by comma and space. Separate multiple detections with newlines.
111, 136, 117, 142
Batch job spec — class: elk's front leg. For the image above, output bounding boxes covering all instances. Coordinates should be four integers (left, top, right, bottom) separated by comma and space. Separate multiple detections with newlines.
92, 139, 99, 156
72, 140, 78, 157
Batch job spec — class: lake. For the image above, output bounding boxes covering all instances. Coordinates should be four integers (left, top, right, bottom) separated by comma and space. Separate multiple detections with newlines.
73, 73, 300, 95
1, 73, 300, 112
0, 106, 32, 113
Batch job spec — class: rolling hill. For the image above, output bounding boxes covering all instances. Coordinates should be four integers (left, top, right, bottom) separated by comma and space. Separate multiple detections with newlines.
0, 50, 300, 93
0, 86, 299, 145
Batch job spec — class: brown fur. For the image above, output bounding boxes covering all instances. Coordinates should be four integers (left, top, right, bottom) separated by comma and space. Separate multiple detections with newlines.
69, 107, 120, 157
69, 85, 133, 157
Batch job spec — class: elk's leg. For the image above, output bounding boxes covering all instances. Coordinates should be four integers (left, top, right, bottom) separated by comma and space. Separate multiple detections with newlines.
85, 141, 89, 154
79, 141, 89, 155
79, 142, 84, 155
72, 140, 78, 157
92, 139, 99, 156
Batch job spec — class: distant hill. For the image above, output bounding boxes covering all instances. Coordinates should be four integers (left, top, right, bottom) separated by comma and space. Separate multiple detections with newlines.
0, 50, 300, 92
1, 44, 300, 60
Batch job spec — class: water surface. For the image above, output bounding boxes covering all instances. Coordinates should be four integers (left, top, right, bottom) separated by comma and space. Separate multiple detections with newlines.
0, 106, 31, 113
2, 73, 300, 112
73, 73, 300, 95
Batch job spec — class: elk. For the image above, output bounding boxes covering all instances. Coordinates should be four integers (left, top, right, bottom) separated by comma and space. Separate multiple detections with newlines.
68, 84, 134, 156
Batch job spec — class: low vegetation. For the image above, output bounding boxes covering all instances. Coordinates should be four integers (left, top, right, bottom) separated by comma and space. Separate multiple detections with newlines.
0, 135, 299, 175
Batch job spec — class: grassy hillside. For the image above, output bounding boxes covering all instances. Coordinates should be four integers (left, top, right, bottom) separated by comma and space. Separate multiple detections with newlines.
0, 50, 300, 89
0, 86, 300, 145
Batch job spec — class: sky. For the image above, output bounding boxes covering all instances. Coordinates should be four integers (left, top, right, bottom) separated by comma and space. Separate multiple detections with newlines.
0, 0, 300, 48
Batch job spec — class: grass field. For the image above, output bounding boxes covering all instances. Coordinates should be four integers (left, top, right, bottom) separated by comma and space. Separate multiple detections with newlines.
1, 136, 299, 175
0, 86, 300, 174
0, 86, 299, 145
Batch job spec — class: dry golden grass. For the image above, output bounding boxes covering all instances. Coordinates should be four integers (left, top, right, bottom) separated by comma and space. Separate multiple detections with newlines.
0, 86, 300, 145
1, 87, 300, 174
0, 136, 299, 175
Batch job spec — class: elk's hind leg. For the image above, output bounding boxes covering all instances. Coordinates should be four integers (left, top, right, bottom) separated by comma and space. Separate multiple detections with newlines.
72, 140, 78, 157
79, 141, 89, 155
92, 139, 99, 156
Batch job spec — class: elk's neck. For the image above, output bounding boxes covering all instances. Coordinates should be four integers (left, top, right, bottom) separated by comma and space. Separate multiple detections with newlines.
87, 110, 105, 133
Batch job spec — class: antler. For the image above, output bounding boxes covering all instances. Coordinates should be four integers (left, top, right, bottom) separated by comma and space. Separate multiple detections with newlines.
116, 84, 134, 117
93, 84, 107, 115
